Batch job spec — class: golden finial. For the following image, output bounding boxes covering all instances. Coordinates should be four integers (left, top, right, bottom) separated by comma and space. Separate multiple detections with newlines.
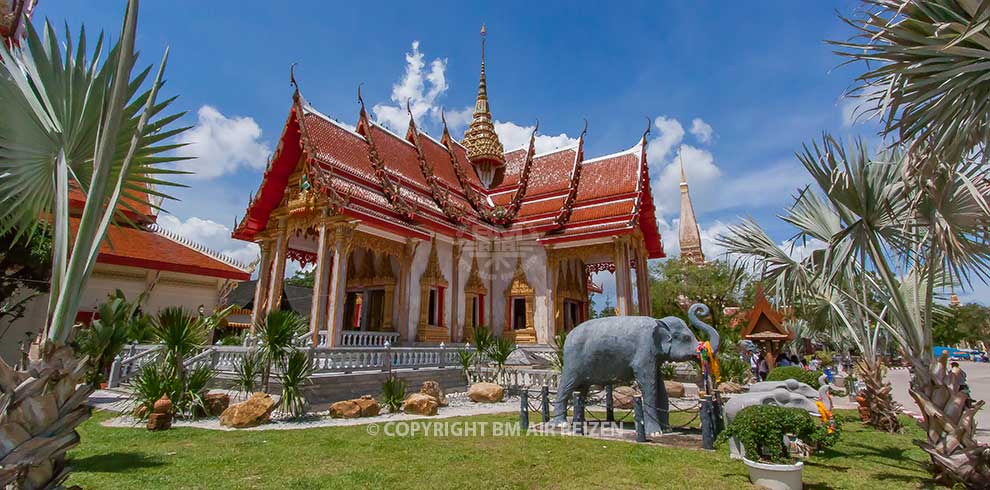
463, 22, 505, 187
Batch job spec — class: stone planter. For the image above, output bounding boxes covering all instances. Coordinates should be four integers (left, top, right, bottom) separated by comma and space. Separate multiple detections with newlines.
743, 458, 803, 490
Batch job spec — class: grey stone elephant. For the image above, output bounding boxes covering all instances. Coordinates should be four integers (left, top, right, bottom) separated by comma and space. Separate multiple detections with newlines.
724, 388, 822, 424
552, 303, 719, 436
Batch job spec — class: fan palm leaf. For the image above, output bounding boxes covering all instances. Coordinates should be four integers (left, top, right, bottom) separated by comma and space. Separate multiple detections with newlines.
0, 0, 188, 344
833, 0, 990, 165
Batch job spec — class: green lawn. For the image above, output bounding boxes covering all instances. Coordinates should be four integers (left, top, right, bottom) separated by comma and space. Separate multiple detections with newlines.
67, 410, 934, 489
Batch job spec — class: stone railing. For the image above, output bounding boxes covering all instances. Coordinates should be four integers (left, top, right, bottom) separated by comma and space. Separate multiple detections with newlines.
470, 366, 560, 390
293, 330, 401, 348
107, 344, 160, 387
108, 343, 471, 387
341, 330, 401, 347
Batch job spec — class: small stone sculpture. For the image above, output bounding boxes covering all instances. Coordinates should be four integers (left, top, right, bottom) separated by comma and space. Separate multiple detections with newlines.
146, 395, 173, 431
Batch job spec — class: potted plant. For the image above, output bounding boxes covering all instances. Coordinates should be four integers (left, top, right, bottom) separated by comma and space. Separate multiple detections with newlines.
721, 404, 838, 490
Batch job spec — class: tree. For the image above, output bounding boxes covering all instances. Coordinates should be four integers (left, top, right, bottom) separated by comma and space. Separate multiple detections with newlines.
722, 135, 990, 483
0, 223, 51, 339
649, 258, 750, 345
934, 303, 990, 348
0, 2, 187, 486
285, 268, 314, 288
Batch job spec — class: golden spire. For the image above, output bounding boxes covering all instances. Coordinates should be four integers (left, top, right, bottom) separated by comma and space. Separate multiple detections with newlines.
678, 151, 705, 264
462, 23, 505, 188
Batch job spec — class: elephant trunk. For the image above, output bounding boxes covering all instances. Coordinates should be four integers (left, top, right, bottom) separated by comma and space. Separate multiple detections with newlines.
688, 303, 720, 354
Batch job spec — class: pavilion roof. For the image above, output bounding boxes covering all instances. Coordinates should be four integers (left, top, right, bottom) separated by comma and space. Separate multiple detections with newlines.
740, 285, 793, 342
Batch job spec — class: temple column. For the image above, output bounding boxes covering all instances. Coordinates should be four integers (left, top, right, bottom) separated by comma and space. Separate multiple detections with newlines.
635, 245, 652, 316
614, 236, 633, 316
266, 217, 289, 313
309, 216, 332, 345
397, 238, 420, 344
451, 241, 463, 342
250, 239, 273, 332
325, 222, 356, 347
545, 247, 558, 341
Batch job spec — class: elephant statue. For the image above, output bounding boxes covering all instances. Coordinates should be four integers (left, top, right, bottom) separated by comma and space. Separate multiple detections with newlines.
748, 379, 819, 399
724, 388, 822, 424
552, 303, 719, 436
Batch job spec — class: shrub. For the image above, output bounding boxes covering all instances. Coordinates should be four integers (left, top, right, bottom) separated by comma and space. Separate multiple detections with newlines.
256, 310, 307, 391
485, 336, 516, 376
278, 350, 313, 418
130, 363, 181, 419
717, 353, 752, 384
181, 364, 215, 417
381, 375, 406, 413
551, 331, 566, 372
456, 350, 475, 379
766, 366, 823, 389
815, 351, 834, 367
231, 350, 262, 395
720, 405, 837, 464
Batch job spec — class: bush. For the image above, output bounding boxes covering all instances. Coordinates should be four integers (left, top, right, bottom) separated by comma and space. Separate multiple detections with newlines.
130, 363, 181, 419
720, 405, 838, 464
381, 375, 406, 413
766, 366, 823, 389
278, 350, 313, 418
717, 353, 752, 384
815, 351, 834, 367
231, 350, 262, 395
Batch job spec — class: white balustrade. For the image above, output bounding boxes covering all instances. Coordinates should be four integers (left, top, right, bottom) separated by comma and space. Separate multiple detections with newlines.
340, 330, 401, 347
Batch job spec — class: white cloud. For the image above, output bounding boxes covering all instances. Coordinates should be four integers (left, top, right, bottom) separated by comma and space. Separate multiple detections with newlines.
494, 121, 578, 154
690, 118, 714, 144
176, 106, 271, 179
646, 115, 808, 219
158, 215, 260, 267
372, 41, 454, 133
371, 40, 576, 153
646, 116, 685, 164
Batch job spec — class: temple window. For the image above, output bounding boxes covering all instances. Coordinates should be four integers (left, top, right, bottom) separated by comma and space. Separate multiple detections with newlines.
463, 254, 487, 339
417, 238, 450, 342
503, 257, 536, 343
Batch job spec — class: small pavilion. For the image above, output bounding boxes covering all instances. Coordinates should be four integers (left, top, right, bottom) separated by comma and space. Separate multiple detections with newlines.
740, 285, 792, 369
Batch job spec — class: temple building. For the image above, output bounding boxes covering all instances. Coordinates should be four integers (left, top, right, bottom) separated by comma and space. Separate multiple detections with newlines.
233, 30, 665, 346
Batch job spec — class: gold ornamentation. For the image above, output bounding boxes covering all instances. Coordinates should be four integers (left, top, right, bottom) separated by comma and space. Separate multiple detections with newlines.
407, 103, 467, 224
417, 238, 450, 342
464, 254, 487, 295
461, 25, 505, 185
503, 256, 536, 343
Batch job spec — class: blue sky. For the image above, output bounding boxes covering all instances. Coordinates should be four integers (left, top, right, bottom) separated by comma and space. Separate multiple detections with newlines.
42, 1, 981, 302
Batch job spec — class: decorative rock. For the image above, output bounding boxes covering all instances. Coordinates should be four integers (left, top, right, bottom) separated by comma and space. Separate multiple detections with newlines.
612, 385, 639, 409
403, 393, 439, 416
203, 393, 230, 417
718, 381, 747, 394
356, 395, 381, 417
152, 395, 172, 414
420, 380, 448, 407
468, 382, 504, 403
146, 412, 172, 431
220, 392, 276, 428
664, 380, 685, 398
329, 400, 363, 419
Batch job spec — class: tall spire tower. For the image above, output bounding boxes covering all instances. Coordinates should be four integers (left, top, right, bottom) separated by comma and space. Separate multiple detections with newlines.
462, 24, 506, 188
678, 156, 705, 264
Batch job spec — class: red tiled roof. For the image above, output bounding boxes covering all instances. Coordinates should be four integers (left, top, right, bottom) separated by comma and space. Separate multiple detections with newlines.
234, 98, 664, 258
70, 217, 249, 280
69, 180, 156, 223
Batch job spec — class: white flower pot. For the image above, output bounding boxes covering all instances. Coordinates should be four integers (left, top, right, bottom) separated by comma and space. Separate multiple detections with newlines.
743, 458, 803, 490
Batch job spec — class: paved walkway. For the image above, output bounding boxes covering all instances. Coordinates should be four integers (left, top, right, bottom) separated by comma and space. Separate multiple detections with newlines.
887, 361, 989, 443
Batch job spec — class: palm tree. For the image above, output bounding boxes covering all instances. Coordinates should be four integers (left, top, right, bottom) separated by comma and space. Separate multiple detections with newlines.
833, 0, 990, 169
151, 307, 209, 382
74, 291, 143, 385
0, 1, 186, 487
255, 310, 307, 392
721, 135, 990, 486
